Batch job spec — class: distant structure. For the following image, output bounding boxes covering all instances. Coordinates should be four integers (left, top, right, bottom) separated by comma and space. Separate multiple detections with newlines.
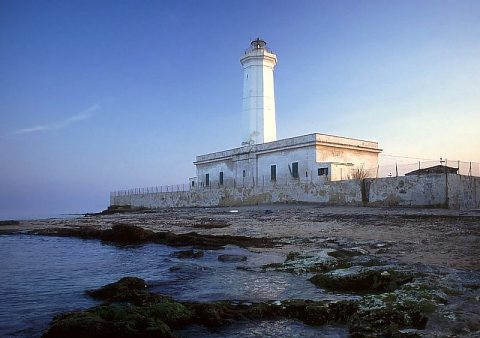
406, 165, 458, 176
241, 38, 277, 145
191, 39, 381, 188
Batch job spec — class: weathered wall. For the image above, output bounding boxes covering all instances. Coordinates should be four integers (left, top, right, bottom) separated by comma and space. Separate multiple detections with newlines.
367, 174, 447, 207
111, 174, 480, 210
111, 179, 362, 208
447, 175, 480, 209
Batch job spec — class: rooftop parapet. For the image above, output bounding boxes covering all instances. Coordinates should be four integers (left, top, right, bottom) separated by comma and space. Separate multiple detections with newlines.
195, 133, 381, 164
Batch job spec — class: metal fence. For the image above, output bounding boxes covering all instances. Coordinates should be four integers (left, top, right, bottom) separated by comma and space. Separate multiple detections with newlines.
110, 174, 331, 197
364, 159, 480, 178
111, 159, 479, 197
110, 184, 190, 198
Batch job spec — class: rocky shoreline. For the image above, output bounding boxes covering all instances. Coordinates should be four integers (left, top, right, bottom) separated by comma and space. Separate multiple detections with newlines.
43, 267, 439, 337
33, 223, 277, 249
3, 205, 480, 336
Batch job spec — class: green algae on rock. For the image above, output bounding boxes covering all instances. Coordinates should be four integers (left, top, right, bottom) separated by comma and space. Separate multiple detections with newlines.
309, 266, 413, 293
87, 277, 148, 303
44, 276, 446, 338
348, 282, 447, 337
263, 250, 349, 274
44, 302, 185, 338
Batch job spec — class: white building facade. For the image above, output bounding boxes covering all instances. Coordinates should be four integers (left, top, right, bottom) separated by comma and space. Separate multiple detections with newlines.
192, 133, 381, 188
190, 39, 381, 189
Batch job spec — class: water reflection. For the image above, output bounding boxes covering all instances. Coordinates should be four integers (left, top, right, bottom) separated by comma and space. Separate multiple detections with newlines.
177, 320, 349, 338
0, 235, 350, 337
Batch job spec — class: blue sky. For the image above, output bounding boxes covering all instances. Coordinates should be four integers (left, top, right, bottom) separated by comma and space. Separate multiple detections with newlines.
1, 0, 479, 218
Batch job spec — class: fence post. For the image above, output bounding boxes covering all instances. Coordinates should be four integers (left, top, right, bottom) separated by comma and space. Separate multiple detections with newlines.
376, 165, 379, 178
418, 161, 421, 170
395, 163, 398, 177
469, 162, 472, 176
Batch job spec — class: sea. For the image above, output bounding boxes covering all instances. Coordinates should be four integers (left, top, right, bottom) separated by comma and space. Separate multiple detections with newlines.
0, 234, 348, 337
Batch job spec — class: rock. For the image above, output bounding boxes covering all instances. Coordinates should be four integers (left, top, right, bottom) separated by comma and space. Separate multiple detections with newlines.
218, 254, 247, 262
170, 249, 204, 259
46, 277, 195, 337
349, 255, 389, 267
86, 277, 147, 303
263, 250, 348, 274
44, 304, 174, 338
348, 282, 446, 337
368, 241, 394, 249
43, 300, 192, 338
193, 218, 230, 229
309, 266, 413, 293
45, 276, 443, 338
33, 225, 277, 249
86, 205, 151, 216
152, 232, 275, 249
327, 247, 369, 259
101, 224, 155, 244
0, 220, 20, 226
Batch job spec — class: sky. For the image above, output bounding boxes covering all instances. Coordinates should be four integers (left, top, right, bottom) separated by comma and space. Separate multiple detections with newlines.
1, 0, 479, 219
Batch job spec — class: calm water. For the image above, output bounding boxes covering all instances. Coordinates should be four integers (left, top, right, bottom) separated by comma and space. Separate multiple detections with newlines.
0, 235, 348, 337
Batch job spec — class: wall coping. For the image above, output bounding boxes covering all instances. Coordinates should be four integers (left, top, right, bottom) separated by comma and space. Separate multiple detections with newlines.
195, 133, 381, 165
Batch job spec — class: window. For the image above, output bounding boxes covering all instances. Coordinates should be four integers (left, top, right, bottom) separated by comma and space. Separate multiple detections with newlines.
292, 162, 299, 178
191, 181, 195, 187
205, 173, 210, 186
318, 168, 329, 176
242, 170, 246, 178
271, 165, 276, 181
219, 172, 224, 185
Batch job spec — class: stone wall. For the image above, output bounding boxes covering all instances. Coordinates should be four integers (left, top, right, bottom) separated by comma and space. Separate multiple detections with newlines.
446, 174, 480, 209
366, 174, 447, 208
111, 174, 480, 210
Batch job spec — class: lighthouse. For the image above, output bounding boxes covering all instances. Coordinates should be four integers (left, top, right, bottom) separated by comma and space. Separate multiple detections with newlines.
240, 38, 277, 145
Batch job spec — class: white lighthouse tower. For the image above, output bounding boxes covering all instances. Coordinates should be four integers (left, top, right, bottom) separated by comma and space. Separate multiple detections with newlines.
240, 38, 277, 145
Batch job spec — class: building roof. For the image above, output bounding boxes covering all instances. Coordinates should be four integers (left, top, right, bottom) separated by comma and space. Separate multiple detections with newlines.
195, 132, 381, 165
405, 165, 458, 176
